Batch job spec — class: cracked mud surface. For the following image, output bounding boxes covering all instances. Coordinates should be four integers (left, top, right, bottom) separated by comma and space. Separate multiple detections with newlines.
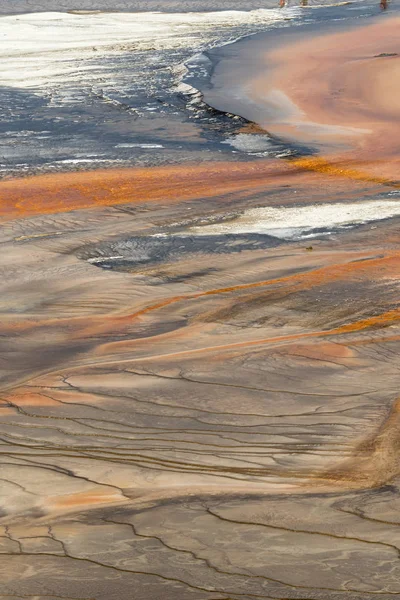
1, 7, 400, 600
1, 181, 400, 598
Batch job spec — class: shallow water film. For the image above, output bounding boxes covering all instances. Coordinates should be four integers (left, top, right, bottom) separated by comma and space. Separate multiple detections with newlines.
1, 1, 400, 599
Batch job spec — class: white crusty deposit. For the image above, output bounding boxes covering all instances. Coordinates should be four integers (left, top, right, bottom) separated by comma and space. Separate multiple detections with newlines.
0, 10, 292, 89
186, 198, 400, 239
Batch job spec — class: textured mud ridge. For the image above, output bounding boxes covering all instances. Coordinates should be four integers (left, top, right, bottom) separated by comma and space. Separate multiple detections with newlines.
2, 6, 400, 600
1, 167, 400, 597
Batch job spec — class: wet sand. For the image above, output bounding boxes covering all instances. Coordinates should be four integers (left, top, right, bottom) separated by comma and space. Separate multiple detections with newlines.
265, 17, 400, 165
204, 15, 400, 179
2, 7, 400, 600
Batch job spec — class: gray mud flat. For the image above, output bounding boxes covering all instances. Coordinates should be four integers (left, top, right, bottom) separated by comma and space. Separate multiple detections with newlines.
79, 233, 284, 271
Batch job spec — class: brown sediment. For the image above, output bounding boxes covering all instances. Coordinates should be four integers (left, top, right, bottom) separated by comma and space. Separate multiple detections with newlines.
237, 123, 268, 134
317, 398, 400, 489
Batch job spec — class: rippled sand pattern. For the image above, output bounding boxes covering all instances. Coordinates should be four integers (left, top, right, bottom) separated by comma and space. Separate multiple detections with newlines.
2, 12, 400, 600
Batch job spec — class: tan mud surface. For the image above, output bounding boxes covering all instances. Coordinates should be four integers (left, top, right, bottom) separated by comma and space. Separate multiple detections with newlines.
249, 17, 400, 178
1, 165, 400, 598
2, 13, 400, 600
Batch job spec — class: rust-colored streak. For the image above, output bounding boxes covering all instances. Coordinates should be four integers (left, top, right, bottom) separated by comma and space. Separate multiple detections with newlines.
291, 157, 400, 186
0, 161, 289, 220
2, 250, 398, 345
0, 157, 394, 222
93, 308, 400, 367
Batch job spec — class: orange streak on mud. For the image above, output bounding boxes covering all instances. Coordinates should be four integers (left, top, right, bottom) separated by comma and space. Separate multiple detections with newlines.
0, 161, 294, 220
88, 306, 400, 370
0, 157, 394, 222
51, 490, 124, 510
334, 309, 400, 334
75, 251, 399, 339
91, 256, 400, 361
6, 388, 108, 409
201, 253, 400, 295
291, 157, 400, 187
2, 251, 398, 343
5, 392, 60, 407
